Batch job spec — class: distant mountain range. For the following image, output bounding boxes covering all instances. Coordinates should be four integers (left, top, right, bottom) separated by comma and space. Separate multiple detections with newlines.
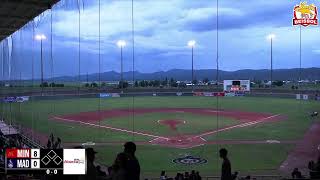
52, 68, 320, 82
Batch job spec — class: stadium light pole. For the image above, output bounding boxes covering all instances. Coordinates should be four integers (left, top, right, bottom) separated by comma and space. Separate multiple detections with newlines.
35, 34, 46, 95
117, 40, 126, 93
267, 34, 275, 93
188, 40, 196, 91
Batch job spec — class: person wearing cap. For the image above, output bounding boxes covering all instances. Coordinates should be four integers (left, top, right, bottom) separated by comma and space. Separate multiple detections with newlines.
86, 148, 98, 180
123, 142, 140, 180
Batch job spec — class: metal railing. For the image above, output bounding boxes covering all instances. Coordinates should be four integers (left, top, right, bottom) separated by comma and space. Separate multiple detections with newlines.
7, 123, 43, 148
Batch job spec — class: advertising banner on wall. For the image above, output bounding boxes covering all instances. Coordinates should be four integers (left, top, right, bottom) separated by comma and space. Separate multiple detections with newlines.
3, 97, 16, 103
225, 92, 236, 97
193, 92, 225, 97
99, 93, 112, 98
99, 93, 120, 98
296, 94, 309, 100
176, 92, 183, 96
235, 91, 245, 96
111, 93, 120, 98
16, 96, 30, 102
3, 96, 30, 103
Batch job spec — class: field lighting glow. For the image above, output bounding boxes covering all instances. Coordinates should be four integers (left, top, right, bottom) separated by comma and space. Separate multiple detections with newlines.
35, 34, 46, 40
267, 34, 276, 40
117, 40, 126, 48
188, 40, 196, 48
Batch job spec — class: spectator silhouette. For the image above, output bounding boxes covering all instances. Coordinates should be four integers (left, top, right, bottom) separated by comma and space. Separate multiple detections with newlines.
196, 171, 202, 180
46, 139, 52, 148
84, 148, 98, 180
316, 156, 320, 172
46, 133, 62, 149
190, 170, 196, 180
291, 168, 303, 179
219, 148, 232, 180
124, 142, 140, 180
96, 165, 107, 177
231, 171, 238, 180
309, 161, 316, 171
160, 170, 167, 180
111, 152, 128, 180
175, 173, 183, 180
184, 172, 190, 180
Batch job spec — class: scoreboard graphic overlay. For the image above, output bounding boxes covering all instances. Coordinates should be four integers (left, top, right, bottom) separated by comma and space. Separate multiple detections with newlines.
5, 148, 86, 175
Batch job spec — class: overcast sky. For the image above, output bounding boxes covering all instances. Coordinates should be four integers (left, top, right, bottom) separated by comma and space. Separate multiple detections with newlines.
2, 0, 320, 79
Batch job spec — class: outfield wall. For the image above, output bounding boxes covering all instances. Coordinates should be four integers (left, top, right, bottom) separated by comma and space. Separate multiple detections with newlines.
1, 91, 317, 102
0, 87, 318, 98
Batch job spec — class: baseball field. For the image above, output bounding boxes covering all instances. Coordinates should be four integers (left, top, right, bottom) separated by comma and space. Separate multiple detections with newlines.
0, 95, 319, 176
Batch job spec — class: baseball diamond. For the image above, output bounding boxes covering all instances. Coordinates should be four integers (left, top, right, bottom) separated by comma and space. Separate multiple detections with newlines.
1, 95, 319, 176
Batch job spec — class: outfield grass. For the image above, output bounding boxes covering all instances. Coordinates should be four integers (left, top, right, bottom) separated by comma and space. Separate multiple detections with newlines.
0, 96, 318, 175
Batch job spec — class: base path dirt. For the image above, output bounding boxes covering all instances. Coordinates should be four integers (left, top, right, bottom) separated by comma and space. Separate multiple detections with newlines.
52, 108, 284, 149
57, 108, 276, 123
280, 122, 320, 175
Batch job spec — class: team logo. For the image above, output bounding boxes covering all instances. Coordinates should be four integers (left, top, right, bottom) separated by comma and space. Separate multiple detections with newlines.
6, 149, 15, 158
293, 1, 318, 26
8, 160, 13, 168
173, 155, 207, 165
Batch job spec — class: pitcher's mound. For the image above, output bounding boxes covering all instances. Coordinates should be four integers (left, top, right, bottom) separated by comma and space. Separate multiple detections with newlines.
158, 119, 185, 130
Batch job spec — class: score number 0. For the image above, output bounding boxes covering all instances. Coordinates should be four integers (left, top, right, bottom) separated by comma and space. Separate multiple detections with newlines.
46, 169, 58, 175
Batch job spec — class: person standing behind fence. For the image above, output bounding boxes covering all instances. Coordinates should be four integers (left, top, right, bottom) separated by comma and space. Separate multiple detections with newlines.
219, 148, 232, 180
123, 142, 140, 180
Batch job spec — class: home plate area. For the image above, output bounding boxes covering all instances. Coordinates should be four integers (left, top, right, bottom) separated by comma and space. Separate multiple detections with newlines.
150, 136, 206, 149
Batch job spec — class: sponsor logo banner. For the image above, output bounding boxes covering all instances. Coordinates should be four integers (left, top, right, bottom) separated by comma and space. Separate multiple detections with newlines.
193, 92, 225, 97
111, 93, 120, 97
16, 96, 29, 103
3, 96, 29, 103
3, 97, 16, 103
99, 93, 120, 98
63, 149, 86, 175
235, 91, 245, 96
225, 92, 236, 97
99, 93, 111, 98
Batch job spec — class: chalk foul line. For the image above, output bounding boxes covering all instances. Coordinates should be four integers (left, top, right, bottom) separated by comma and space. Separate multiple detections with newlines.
52, 116, 168, 140
194, 114, 281, 138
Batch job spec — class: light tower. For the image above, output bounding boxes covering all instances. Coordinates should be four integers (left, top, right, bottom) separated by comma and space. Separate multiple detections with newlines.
267, 34, 275, 92
35, 34, 46, 94
188, 40, 196, 89
117, 40, 126, 92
